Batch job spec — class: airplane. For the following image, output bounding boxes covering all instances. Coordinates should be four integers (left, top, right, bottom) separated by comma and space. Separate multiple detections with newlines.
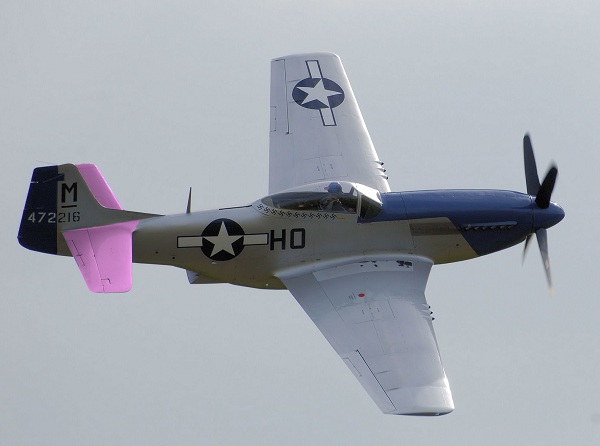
18, 52, 564, 416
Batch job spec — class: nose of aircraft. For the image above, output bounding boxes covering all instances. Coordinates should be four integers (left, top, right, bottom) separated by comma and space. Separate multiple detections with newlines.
533, 202, 565, 230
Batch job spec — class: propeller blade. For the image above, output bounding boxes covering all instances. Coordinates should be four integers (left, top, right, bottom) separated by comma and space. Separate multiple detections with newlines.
523, 134, 541, 196
535, 228, 553, 296
535, 166, 558, 209
522, 233, 534, 263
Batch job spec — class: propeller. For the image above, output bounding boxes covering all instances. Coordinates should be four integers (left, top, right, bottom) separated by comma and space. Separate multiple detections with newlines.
522, 134, 560, 295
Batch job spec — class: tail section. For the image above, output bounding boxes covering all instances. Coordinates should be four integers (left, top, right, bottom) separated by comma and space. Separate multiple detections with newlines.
19, 164, 158, 292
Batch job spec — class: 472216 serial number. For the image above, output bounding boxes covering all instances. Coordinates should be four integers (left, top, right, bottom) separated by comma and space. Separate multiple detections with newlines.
27, 211, 81, 224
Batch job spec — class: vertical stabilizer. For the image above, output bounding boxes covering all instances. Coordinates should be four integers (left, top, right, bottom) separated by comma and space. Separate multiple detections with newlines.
18, 164, 159, 292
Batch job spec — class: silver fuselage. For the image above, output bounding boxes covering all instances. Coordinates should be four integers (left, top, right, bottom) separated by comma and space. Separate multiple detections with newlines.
132, 189, 564, 290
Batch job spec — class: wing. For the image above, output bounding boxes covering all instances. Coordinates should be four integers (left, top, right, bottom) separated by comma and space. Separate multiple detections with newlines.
278, 258, 454, 415
269, 52, 390, 194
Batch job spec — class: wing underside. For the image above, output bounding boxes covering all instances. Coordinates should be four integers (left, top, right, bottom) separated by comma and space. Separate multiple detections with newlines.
278, 257, 454, 415
269, 52, 390, 194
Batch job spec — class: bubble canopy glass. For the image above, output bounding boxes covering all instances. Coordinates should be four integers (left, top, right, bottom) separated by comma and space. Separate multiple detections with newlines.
260, 181, 382, 219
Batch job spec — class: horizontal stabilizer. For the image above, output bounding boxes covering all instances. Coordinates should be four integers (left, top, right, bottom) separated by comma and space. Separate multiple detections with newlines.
63, 221, 139, 293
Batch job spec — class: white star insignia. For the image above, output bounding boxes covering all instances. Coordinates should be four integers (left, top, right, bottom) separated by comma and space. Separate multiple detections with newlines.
298, 79, 342, 108
203, 222, 242, 257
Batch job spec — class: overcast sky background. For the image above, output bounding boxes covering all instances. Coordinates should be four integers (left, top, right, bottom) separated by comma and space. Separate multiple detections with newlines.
2, 1, 599, 444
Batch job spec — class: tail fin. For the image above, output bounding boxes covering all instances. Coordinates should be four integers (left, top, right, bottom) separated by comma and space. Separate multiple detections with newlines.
18, 164, 158, 292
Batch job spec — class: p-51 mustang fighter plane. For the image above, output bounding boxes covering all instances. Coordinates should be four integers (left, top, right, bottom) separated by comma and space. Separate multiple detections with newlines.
18, 53, 564, 416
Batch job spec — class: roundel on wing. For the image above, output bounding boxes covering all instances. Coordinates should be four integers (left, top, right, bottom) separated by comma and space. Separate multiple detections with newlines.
292, 77, 345, 110
200, 218, 245, 261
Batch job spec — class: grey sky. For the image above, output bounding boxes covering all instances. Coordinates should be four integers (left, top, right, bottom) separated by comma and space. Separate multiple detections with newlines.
2, 1, 599, 444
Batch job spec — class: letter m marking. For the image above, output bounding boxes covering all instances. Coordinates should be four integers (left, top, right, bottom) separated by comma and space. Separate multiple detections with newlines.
61, 182, 78, 204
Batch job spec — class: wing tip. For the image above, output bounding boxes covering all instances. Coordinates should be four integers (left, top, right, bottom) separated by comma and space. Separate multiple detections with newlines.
388, 409, 454, 416
272, 51, 340, 62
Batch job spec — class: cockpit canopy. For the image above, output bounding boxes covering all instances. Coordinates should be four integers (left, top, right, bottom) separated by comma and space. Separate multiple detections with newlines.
260, 181, 382, 220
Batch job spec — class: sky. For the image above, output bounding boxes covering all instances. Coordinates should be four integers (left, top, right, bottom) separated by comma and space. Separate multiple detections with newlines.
1, 1, 599, 444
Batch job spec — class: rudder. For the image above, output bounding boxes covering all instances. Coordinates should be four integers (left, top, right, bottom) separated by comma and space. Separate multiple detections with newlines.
18, 165, 63, 254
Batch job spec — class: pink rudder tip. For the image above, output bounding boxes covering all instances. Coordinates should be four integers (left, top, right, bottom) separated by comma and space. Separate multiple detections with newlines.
76, 164, 123, 210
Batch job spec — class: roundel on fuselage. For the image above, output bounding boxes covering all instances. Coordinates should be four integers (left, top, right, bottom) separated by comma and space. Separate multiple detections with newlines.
200, 218, 245, 261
